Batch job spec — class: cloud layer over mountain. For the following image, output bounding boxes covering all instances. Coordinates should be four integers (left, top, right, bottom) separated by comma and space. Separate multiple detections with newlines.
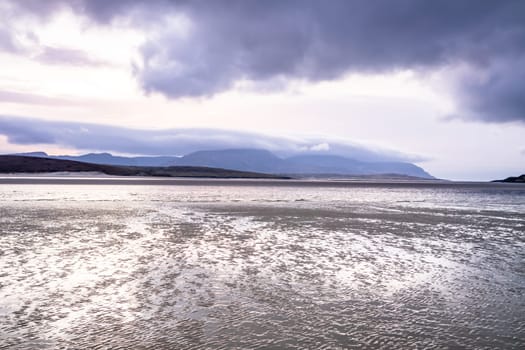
0, 115, 423, 162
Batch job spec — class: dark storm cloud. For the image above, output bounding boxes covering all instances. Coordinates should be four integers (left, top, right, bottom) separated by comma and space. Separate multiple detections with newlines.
0, 115, 422, 161
7, 0, 525, 122
453, 56, 525, 123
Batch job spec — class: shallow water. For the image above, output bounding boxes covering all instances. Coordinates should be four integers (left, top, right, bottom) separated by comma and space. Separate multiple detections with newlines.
0, 179, 524, 349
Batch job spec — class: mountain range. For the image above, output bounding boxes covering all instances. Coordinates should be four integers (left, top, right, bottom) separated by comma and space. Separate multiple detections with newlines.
12, 149, 434, 178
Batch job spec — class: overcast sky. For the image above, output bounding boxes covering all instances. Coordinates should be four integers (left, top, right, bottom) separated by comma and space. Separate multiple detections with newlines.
0, 0, 524, 180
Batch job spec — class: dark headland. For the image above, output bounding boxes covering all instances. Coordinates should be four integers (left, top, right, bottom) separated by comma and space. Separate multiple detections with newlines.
0, 155, 288, 179
493, 174, 525, 183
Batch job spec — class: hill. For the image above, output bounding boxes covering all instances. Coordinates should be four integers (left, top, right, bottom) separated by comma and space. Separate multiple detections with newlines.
493, 174, 525, 183
0, 155, 287, 179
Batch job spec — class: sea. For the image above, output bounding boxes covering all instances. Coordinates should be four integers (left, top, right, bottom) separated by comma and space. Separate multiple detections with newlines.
0, 177, 524, 349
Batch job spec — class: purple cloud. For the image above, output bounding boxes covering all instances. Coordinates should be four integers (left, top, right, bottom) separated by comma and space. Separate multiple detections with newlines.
5, 0, 525, 123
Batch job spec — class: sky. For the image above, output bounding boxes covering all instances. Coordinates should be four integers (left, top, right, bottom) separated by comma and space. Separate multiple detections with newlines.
0, 0, 524, 181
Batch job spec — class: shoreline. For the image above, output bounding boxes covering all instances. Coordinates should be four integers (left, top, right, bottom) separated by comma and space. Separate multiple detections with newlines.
0, 174, 518, 188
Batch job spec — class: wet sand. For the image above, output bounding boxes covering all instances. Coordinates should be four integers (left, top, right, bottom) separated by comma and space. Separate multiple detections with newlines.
0, 181, 524, 348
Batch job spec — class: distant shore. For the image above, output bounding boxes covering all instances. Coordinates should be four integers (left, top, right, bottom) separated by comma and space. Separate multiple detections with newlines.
0, 175, 516, 188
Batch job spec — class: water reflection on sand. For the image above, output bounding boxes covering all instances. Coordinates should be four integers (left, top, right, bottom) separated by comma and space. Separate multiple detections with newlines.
0, 181, 524, 349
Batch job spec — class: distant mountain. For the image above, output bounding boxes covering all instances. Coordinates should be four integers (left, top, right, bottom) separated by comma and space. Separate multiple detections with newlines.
177, 149, 288, 173
14, 152, 50, 157
8, 148, 434, 178
176, 149, 433, 178
56, 152, 179, 167
9, 152, 181, 166
286, 155, 363, 173
493, 174, 525, 183
285, 155, 431, 178
0, 155, 286, 179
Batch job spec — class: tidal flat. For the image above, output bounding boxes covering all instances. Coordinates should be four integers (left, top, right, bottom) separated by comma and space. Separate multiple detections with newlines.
0, 178, 524, 349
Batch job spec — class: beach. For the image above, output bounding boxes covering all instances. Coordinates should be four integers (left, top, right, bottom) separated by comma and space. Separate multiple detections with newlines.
0, 179, 524, 349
